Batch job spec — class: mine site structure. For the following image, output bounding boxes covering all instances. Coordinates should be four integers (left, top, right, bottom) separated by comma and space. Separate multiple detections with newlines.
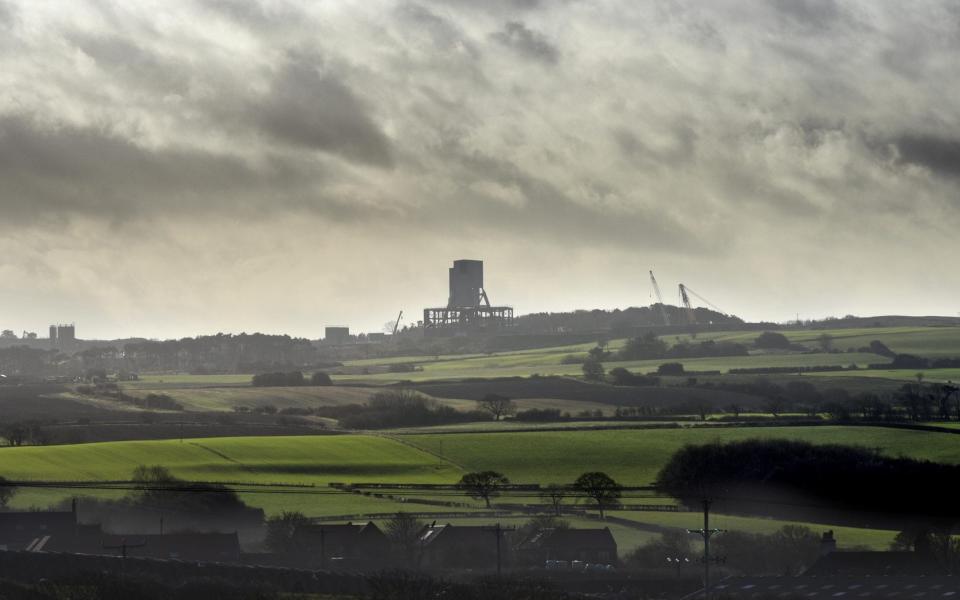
423, 259, 514, 336
649, 270, 671, 327
679, 283, 727, 337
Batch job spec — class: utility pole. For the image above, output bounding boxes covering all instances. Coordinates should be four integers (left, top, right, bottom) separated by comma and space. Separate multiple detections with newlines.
319, 526, 326, 571
483, 523, 516, 576
687, 500, 725, 600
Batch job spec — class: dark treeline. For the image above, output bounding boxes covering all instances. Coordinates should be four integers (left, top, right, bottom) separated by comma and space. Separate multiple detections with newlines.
251, 371, 332, 387
628, 526, 820, 576
657, 439, 960, 522
614, 332, 749, 361
513, 305, 744, 335
76, 382, 185, 411
0, 334, 335, 377
314, 390, 488, 429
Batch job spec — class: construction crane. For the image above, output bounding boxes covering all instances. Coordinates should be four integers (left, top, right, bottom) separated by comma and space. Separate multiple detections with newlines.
391, 310, 403, 336
679, 284, 697, 326
679, 283, 726, 331
649, 270, 671, 326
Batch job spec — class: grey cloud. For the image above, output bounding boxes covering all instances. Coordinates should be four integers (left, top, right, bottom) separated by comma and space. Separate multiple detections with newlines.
252, 54, 395, 168
0, 1, 14, 26
893, 135, 960, 179
612, 125, 698, 167
397, 3, 480, 58
490, 21, 558, 65
70, 33, 191, 94
769, 0, 844, 31
195, 0, 297, 27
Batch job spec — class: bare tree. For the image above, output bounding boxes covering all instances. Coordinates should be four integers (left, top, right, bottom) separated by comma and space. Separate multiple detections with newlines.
0, 475, 16, 508
477, 394, 515, 421
573, 472, 622, 519
458, 471, 510, 508
540, 484, 567, 516
265, 510, 310, 553
384, 512, 425, 564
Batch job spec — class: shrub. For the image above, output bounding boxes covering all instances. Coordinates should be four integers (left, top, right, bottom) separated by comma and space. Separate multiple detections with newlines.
310, 371, 333, 386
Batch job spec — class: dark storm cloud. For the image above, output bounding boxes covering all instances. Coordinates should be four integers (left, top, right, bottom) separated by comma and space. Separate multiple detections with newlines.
0, 114, 366, 223
438, 141, 705, 252
893, 135, 960, 179
490, 21, 559, 65
251, 54, 394, 168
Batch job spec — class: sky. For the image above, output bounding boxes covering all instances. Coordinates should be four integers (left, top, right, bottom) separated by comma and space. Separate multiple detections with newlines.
1, 0, 959, 340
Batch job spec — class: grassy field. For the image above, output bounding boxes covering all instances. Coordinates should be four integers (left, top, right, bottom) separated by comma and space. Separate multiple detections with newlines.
113, 325, 957, 389
403, 426, 960, 485
5, 426, 960, 512
115, 383, 613, 415
806, 368, 960, 383
336, 325, 957, 384
334, 352, 889, 384
605, 511, 897, 550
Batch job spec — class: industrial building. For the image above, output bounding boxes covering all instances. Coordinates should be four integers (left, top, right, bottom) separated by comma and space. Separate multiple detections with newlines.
324, 326, 351, 345
423, 259, 514, 335
48, 323, 76, 347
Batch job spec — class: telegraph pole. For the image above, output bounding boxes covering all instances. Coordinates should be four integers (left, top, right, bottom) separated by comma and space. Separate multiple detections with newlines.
483, 523, 516, 575
687, 500, 725, 600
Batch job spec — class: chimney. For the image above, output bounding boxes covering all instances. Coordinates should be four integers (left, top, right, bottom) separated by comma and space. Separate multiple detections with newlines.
820, 530, 837, 555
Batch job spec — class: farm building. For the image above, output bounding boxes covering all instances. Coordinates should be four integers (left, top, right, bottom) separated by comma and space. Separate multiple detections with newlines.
292, 521, 389, 569
417, 523, 502, 569
517, 527, 618, 565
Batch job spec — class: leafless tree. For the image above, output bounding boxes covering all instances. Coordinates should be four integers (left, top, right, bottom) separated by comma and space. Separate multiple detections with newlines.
477, 394, 515, 421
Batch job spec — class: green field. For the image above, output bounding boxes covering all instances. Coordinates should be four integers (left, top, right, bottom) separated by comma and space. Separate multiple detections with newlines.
113, 325, 958, 389
403, 426, 960, 485
4, 426, 960, 512
334, 352, 889, 384
806, 368, 960, 384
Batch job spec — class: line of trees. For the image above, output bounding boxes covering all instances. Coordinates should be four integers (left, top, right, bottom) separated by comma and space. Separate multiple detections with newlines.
457, 471, 623, 518
656, 439, 960, 520
251, 371, 333, 387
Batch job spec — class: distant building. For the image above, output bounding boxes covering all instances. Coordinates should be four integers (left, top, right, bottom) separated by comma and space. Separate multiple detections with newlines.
518, 527, 618, 565
423, 260, 514, 336
58, 324, 75, 343
324, 327, 351, 345
803, 531, 942, 577
292, 522, 389, 569
448, 259, 485, 308
0, 510, 79, 552
417, 524, 501, 570
48, 323, 76, 347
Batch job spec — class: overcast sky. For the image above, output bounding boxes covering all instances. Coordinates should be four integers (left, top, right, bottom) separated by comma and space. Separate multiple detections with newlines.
1, 0, 959, 339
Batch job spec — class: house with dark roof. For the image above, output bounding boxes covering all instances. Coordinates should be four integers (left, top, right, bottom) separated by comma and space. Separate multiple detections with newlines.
292, 521, 389, 569
0, 508, 79, 552
804, 530, 944, 577
518, 527, 618, 565
417, 524, 502, 570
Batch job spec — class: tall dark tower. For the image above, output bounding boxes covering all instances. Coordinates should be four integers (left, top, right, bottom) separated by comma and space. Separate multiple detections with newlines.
448, 259, 485, 308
